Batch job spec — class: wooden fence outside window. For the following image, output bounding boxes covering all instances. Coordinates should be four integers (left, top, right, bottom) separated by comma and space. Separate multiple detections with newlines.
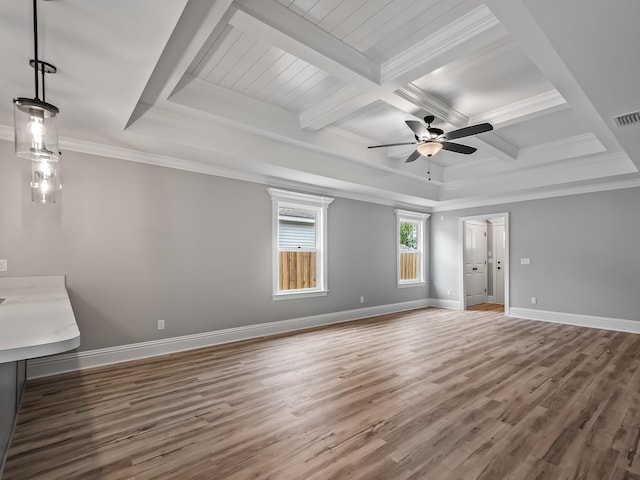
400, 252, 419, 280
279, 250, 317, 290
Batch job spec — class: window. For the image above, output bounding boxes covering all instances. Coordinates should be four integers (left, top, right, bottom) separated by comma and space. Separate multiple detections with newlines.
268, 188, 333, 299
395, 209, 430, 286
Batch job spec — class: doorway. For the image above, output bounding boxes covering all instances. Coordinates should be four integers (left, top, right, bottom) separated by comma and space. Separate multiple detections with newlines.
458, 213, 509, 313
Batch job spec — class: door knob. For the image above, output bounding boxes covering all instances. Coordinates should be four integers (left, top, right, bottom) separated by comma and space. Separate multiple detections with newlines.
472, 267, 478, 271
497, 267, 501, 270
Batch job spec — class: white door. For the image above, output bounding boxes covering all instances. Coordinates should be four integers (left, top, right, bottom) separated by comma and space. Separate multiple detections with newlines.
464, 222, 488, 307
493, 224, 505, 304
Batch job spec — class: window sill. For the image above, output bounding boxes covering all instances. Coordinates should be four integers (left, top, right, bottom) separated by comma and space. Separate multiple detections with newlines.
272, 289, 329, 301
397, 281, 427, 288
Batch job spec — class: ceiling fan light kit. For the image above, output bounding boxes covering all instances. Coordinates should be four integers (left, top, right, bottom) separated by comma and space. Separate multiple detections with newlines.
416, 141, 443, 157
13, 0, 62, 204
368, 114, 493, 165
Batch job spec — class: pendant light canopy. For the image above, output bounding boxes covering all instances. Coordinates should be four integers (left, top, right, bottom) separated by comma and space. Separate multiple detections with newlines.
13, 0, 60, 163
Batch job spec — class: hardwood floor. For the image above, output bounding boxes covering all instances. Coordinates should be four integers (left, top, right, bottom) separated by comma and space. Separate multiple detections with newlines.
5, 307, 640, 479
467, 303, 504, 312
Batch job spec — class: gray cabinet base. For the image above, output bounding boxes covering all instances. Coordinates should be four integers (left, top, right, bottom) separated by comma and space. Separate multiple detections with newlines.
0, 360, 26, 478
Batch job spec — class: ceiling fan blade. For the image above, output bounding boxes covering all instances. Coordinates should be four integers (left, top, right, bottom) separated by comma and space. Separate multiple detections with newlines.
445, 123, 493, 140
405, 120, 428, 138
405, 150, 421, 163
441, 141, 477, 154
367, 141, 417, 149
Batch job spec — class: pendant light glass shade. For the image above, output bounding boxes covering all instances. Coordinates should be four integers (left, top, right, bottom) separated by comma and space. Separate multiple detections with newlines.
13, 0, 61, 164
31, 159, 62, 204
417, 141, 443, 157
14, 97, 59, 162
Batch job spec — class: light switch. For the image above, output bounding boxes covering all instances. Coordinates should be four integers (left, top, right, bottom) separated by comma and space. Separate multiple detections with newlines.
520, 258, 531, 265
0, 259, 7, 272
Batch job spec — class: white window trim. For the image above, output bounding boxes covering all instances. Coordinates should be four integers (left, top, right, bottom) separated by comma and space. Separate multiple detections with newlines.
268, 188, 334, 300
395, 209, 430, 287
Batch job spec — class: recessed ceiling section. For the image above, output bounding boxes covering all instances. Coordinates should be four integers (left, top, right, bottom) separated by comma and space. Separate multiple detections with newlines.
191, 24, 347, 113
412, 38, 555, 119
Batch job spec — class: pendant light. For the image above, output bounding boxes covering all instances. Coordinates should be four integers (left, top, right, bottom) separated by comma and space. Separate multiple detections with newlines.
13, 0, 60, 163
31, 159, 62, 204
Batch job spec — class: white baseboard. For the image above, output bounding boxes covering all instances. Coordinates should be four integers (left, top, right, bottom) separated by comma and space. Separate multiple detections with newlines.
27, 299, 431, 379
429, 298, 461, 310
509, 307, 640, 334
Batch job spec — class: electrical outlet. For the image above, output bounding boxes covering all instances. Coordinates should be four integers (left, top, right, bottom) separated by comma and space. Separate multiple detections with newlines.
531, 297, 537, 305
447, 289, 451, 296
0, 259, 6, 272
360, 296, 364, 304
157, 319, 165, 330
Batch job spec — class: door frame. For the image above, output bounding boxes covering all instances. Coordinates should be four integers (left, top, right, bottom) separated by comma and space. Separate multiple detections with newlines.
489, 218, 505, 305
458, 212, 510, 313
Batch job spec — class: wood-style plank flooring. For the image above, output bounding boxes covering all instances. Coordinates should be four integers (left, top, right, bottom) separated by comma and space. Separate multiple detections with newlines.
467, 303, 504, 312
5, 307, 640, 479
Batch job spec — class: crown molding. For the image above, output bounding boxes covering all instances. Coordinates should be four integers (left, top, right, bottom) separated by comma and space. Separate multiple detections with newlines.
432, 172, 640, 212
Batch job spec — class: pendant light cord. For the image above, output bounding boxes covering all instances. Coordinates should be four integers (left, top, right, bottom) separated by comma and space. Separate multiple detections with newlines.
33, 0, 39, 100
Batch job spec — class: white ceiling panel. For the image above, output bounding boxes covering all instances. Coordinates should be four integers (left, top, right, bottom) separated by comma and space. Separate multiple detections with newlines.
194, 25, 347, 113
412, 40, 554, 118
282, 73, 344, 111
282, 0, 458, 60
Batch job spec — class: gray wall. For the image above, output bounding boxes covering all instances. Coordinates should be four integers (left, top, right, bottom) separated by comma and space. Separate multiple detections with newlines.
0, 141, 428, 351
430, 188, 640, 321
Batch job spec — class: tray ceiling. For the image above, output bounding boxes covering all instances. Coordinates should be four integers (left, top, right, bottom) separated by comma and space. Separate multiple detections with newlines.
0, 0, 638, 210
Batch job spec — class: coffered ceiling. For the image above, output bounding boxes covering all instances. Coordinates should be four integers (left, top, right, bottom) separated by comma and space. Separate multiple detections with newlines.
1, 0, 639, 210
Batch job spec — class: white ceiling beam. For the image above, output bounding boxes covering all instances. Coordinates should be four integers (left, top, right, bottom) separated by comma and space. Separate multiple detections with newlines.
394, 85, 469, 129
299, 8, 507, 131
299, 86, 373, 132
229, 0, 379, 89
125, 0, 235, 129
469, 90, 568, 129
380, 5, 501, 85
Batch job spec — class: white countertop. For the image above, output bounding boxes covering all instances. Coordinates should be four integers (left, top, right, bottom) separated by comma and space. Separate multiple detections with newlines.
0, 275, 80, 363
